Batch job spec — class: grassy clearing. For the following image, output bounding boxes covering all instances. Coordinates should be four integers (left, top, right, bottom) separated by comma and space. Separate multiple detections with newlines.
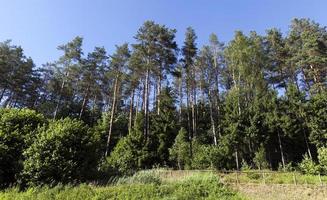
157, 169, 327, 185
0, 172, 244, 200
218, 171, 327, 185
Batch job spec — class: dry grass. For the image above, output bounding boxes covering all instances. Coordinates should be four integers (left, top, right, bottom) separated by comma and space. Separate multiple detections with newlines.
231, 183, 327, 200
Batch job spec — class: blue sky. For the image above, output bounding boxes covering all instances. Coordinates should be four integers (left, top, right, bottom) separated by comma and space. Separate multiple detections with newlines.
0, 0, 326, 66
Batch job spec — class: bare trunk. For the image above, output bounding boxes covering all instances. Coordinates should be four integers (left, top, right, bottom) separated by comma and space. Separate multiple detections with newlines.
135, 88, 141, 125
105, 76, 119, 157
53, 72, 69, 119
179, 76, 183, 122
144, 68, 150, 139
128, 88, 135, 133
0, 88, 6, 103
186, 86, 191, 136
209, 90, 217, 146
235, 149, 239, 171
79, 86, 90, 119
303, 128, 312, 159
192, 67, 197, 138
142, 80, 146, 111
157, 75, 161, 115
277, 130, 286, 170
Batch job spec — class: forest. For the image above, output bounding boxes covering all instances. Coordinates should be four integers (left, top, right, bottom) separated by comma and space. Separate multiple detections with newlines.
0, 18, 326, 189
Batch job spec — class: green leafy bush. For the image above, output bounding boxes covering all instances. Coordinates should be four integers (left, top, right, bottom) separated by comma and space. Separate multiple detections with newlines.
298, 154, 320, 175
0, 108, 45, 188
22, 118, 100, 186
253, 145, 269, 170
318, 147, 327, 173
107, 128, 147, 175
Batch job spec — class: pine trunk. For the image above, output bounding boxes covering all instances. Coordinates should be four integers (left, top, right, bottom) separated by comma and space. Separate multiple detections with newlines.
144, 68, 150, 139
209, 90, 217, 145
0, 88, 6, 103
105, 75, 119, 157
277, 130, 286, 170
53, 72, 69, 119
79, 86, 90, 119
128, 88, 135, 133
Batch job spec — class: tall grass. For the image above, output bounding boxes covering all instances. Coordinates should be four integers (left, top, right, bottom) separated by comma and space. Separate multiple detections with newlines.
0, 172, 244, 200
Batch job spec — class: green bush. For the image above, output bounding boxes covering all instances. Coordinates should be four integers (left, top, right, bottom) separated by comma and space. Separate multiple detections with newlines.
253, 145, 269, 170
108, 129, 147, 175
298, 154, 320, 175
22, 118, 100, 186
191, 144, 228, 170
318, 147, 327, 173
0, 108, 45, 188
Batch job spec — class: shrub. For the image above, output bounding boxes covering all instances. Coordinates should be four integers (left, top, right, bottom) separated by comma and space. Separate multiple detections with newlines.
22, 118, 100, 186
278, 162, 294, 172
0, 108, 45, 188
253, 145, 269, 170
241, 159, 251, 171
107, 126, 150, 174
191, 144, 228, 170
318, 147, 327, 173
298, 154, 320, 175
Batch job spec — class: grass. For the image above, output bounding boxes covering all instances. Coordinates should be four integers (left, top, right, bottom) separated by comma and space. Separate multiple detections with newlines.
2, 170, 326, 200
0, 171, 244, 200
156, 169, 327, 185
218, 170, 327, 185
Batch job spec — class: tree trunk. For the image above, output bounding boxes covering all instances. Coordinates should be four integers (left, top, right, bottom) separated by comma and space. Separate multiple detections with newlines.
209, 90, 217, 146
53, 72, 69, 119
144, 68, 150, 139
277, 129, 286, 170
128, 88, 135, 133
135, 88, 141, 125
191, 67, 197, 138
157, 75, 161, 115
215, 61, 221, 139
235, 148, 239, 171
79, 86, 90, 119
179, 75, 183, 123
105, 75, 119, 157
302, 127, 312, 159
0, 88, 6, 103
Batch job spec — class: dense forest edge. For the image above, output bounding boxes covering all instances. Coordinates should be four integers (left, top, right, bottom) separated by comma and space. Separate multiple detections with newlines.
0, 18, 326, 192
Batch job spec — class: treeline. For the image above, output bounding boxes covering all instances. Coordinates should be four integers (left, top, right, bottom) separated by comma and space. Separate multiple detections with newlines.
0, 18, 326, 187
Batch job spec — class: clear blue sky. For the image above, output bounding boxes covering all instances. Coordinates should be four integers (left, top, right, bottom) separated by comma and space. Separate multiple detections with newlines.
0, 0, 326, 66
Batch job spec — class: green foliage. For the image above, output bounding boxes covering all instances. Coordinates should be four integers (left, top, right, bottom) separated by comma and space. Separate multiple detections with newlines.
317, 147, 327, 173
191, 144, 229, 170
278, 162, 294, 172
0, 108, 45, 188
308, 91, 327, 148
108, 114, 149, 174
22, 118, 100, 186
151, 87, 178, 165
241, 159, 251, 171
298, 154, 320, 175
169, 128, 192, 169
253, 145, 269, 170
